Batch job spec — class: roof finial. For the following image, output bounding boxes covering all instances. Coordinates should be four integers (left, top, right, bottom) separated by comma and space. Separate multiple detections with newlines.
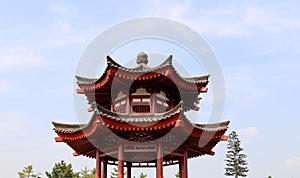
136, 51, 148, 65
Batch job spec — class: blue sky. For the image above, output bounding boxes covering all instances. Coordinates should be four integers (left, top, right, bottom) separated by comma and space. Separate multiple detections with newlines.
1, 1, 300, 177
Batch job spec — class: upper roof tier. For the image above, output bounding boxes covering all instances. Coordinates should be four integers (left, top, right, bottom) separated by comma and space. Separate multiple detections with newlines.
76, 54, 209, 87
76, 53, 210, 111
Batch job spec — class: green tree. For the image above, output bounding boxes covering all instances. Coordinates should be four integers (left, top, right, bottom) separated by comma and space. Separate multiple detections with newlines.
110, 167, 118, 178
139, 173, 147, 178
267, 176, 272, 178
225, 131, 249, 178
18, 165, 41, 178
89, 168, 96, 178
45, 160, 79, 178
133, 173, 147, 178
110, 166, 127, 178
79, 167, 95, 178
175, 172, 180, 178
80, 166, 89, 177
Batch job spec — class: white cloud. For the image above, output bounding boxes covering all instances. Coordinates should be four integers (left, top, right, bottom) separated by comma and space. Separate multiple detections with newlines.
285, 156, 300, 168
44, 33, 91, 47
0, 53, 54, 71
237, 127, 259, 137
45, 2, 92, 47
0, 112, 26, 135
48, 2, 78, 34
142, 1, 249, 37
146, 0, 191, 19
226, 73, 264, 102
49, 2, 70, 15
0, 81, 11, 92
235, 127, 259, 145
143, 2, 300, 37
244, 7, 300, 33
50, 20, 71, 34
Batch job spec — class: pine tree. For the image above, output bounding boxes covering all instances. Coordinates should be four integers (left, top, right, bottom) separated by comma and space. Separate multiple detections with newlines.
79, 166, 89, 178
89, 168, 96, 178
110, 167, 118, 178
139, 173, 147, 178
18, 165, 41, 178
45, 160, 79, 178
79, 166, 95, 178
225, 131, 249, 178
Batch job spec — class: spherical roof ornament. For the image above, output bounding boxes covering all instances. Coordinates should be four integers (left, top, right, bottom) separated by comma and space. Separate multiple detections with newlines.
136, 51, 148, 65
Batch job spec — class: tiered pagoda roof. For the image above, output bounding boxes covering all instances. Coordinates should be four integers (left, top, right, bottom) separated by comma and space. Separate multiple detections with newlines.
52, 52, 229, 168
76, 55, 209, 111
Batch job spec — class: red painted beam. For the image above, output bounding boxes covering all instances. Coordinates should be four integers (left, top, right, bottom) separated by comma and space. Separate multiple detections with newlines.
73, 152, 80, 156
209, 151, 215, 156
200, 87, 208, 92
221, 135, 228, 141
76, 88, 85, 94
175, 119, 183, 127
54, 137, 64, 142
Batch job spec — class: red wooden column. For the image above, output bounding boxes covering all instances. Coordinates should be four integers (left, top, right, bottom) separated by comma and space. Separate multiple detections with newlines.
181, 149, 188, 178
96, 150, 102, 178
102, 159, 107, 178
179, 160, 182, 178
118, 144, 124, 178
127, 162, 132, 178
151, 94, 156, 114
156, 143, 163, 178
126, 96, 131, 114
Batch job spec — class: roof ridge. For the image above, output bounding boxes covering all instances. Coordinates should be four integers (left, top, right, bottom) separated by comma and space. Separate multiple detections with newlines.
107, 55, 122, 68
193, 120, 230, 132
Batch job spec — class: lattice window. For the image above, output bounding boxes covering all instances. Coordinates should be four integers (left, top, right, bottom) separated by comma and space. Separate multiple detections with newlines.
156, 107, 165, 113
116, 107, 126, 113
132, 105, 150, 113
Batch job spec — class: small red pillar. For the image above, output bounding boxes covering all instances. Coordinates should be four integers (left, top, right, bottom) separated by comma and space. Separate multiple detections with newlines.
118, 144, 124, 178
181, 149, 188, 178
96, 150, 102, 178
151, 94, 156, 114
127, 162, 132, 178
102, 159, 107, 178
126, 96, 131, 114
179, 160, 182, 178
156, 143, 163, 178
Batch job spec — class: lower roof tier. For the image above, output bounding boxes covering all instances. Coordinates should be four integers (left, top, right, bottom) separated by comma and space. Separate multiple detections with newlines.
52, 102, 229, 160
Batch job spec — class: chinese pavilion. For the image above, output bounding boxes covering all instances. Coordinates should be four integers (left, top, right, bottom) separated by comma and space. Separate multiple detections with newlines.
52, 52, 230, 178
